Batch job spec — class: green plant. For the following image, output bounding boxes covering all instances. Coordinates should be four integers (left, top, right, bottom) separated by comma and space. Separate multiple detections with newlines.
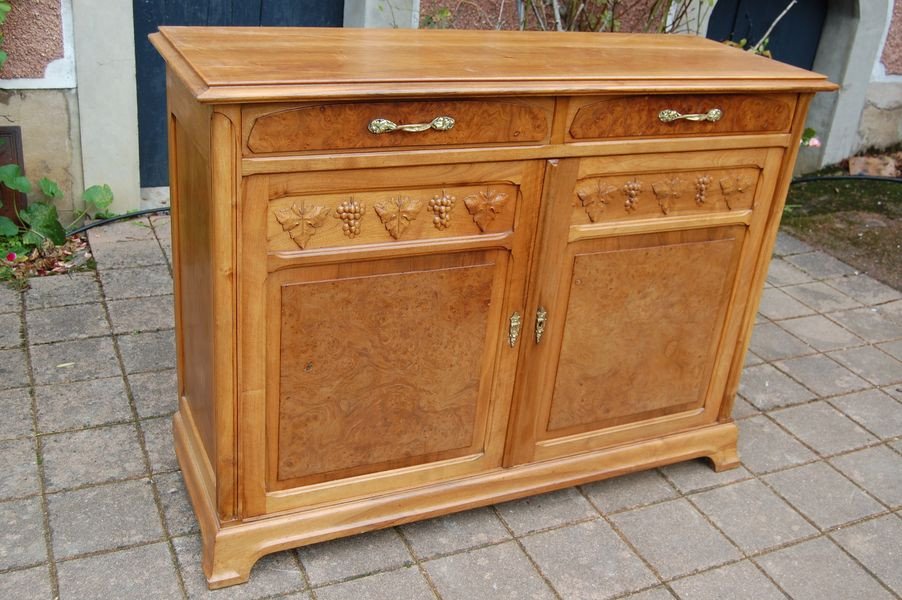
0, 1, 11, 71
423, 7, 454, 29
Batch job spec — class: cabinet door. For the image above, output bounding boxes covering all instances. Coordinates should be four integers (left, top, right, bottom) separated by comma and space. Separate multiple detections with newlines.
239, 161, 542, 516
506, 149, 782, 465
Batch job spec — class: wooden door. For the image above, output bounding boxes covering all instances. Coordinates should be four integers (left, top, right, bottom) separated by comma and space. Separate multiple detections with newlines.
506, 148, 782, 465
239, 161, 542, 516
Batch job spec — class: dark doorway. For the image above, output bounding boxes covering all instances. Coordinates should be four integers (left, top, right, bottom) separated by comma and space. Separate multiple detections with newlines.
133, 1, 345, 187
706, 0, 828, 70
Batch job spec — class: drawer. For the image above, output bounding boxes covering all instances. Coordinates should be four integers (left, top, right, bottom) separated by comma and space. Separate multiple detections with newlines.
567, 93, 796, 141
570, 148, 769, 227
243, 98, 553, 155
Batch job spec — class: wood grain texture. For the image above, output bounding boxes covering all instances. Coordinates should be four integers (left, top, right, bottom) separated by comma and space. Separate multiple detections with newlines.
245, 99, 551, 154
276, 258, 497, 485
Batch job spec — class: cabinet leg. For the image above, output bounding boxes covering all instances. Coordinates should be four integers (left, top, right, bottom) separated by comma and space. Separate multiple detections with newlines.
203, 536, 258, 590
707, 445, 740, 472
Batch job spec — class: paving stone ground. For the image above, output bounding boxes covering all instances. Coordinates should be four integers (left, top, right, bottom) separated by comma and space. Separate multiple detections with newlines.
0, 223, 900, 600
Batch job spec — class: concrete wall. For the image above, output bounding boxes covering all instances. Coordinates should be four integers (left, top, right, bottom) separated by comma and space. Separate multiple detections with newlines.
857, 1, 902, 153
345, 0, 420, 28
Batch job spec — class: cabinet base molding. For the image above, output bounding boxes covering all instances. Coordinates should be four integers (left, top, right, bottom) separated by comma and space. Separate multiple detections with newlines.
174, 409, 738, 589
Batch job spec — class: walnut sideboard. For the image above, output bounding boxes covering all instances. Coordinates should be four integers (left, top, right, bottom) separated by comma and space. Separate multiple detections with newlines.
151, 27, 835, 588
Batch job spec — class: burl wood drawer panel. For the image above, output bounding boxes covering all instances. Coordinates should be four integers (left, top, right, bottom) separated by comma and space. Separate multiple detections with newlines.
243, 98, 553, 154
567, 93, 796, 140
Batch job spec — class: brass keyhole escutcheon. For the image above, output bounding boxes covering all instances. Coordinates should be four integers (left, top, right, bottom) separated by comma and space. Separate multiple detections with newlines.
508, 312, 522, 348
535, 307, 548, 344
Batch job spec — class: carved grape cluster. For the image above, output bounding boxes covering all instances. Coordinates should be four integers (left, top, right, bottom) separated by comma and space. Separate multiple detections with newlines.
428, 191, 456, 230
622, 179, 642, 212
695, 175, 713, 205
335, 198, 365, 238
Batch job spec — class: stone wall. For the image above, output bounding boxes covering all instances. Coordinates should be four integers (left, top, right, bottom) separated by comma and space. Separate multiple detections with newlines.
857, 1, 902, 153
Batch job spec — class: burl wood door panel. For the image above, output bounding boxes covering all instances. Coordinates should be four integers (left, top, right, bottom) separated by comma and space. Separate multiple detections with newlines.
275, 253, 499, 487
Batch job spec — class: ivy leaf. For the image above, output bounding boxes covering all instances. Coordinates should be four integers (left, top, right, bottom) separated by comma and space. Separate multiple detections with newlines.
82, 184, 114, 212
0, 164, 32, 194
0, 215, 17, 237
20, 202, 66, 246
39, 177, 63, 200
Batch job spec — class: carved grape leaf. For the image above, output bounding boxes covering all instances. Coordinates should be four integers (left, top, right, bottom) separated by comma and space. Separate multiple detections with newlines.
464, 189, 510, 232
274, 203, 331, 249
652, 176, 684, 215
374, 196, 424, 239
719, 174, 754, 210
576, 180, 616, 223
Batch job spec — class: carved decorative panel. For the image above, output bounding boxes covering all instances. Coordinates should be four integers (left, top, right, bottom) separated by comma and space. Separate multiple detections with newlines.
334, 198, 365, 238
274, 203, 331, 249
464, 189, 510, 232
622, 179, 642, 213
576, 180, 616, 223
719, 175, 753, 209
652, 176, 684, 215
695, 175, 713, 205
428, 191, 456, 230
374, 195, 424, 240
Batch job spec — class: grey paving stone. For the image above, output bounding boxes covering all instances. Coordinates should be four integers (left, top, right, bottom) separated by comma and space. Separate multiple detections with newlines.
765, 259, 812, 287
24, 272, 101, 310
107, 295, 174, 334
424, 541, 554, 600
877, 338, 902, 361
582, 469, 678, 514
784, 251, 858, 279
30, 337, 120, 385
129, 369, 178, 418
0, 348, 29, 390
782, 282, 861, 313
669, 560, 785, 600
756, 537, 892, 600
0, 497, 47, 569
828, 307, 902, 343
0, 438, 39, 500
731, 396, 759, 419
0, 387, 33, 440
87, 218, 156, 244
174, 535, 304, 600
831, 514, 902, 595
659, 460, 751, 494
316, 566, 435, 600
0, 284, 21, 314
774, 354, 870, 398
0, 313, 22, 349
34, 376, 131, 432
297, 528, 412, 587
41, 423, 146, 492
748, 322, 813, 361
610, 499, 741, 580
830, 389, 902, 439
99, 264, 172, 300
91, 239, 166, 270
624, 588, 675, 600
690, 479, 816, 553
150, 215, 172, 239
495, 487, 597, 535
770, 401, 877, 456
830, 446, 902, 507
827, 275, 902, 306
882, 298, 902, 324
141, 416, 178, 473
776, 314, 866, 352
522, 519, 657, 600
48, 479, 163, 559
763, 462, 883, 530
736, 416, 816, 474
400, 507, 509, 559
737, 364, 816, 411
56, 541, 182, 600
0, 564, 52, 600
743, 350, 763, 367
26, 302, 110, 344
883, 384, 902, 401
154, 471, 199, 536
828, 346, 902, 386
757, 287, 815, 320
117, 330, 176, 374
773, 232, 813, 257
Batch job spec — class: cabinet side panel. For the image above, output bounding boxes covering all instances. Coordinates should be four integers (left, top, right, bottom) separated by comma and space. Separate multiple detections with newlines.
172, 115, 216, 462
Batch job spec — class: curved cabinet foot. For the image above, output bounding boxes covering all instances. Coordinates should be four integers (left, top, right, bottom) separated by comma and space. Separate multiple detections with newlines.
707, 445, 740, 472
203, 544, 257, 590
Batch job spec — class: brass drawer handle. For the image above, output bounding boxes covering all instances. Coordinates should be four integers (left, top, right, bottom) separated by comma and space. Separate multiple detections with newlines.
658, 108, 723, 123
509, 312, 522, 348
368, 116, 456, 134
535, 307, 547, 344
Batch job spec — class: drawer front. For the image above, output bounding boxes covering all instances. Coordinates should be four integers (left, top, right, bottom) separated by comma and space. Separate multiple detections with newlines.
567, 93, 796, 140
264, 162, 525, 254
244, 98, 552, 154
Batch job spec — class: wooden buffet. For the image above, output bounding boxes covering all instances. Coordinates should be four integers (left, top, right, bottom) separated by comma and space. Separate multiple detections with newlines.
150, 27, 835, 588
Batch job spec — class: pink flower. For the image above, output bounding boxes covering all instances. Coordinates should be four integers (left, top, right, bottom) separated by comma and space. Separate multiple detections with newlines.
808, 137, 822, 148
5, 252, 15, 262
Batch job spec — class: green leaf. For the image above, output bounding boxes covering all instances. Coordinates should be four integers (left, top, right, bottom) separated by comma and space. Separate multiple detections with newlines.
20, 202, 66, 245
82, 184, 114, 211
0, 2, 10, 26
0, 215, 17, 237
0, 164, 32, 194
39, 177, 63, 200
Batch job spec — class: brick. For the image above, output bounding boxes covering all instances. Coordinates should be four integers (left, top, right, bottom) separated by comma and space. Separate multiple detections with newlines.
26, 302, 110, 344
0, 387, 33, 440
56, 542, 182, 600
41, 424, 146, 492
30, 337, 120, 385
0, 498, 47, 569
297, 528, 412, 587
748, 322, 812, 361
34, 376, 131, 433
777, 314, 865, 352
829, 389, 902, 439
757, 287, 815, 320
0, 438, 39, 500
827, 307, 902, 343
770, 401, 877, 456
117, 330, 175, 374
659, 459, 751, 494
782, 282, 861, 313
425, 542, 554, 600
495, 487, 596, 535
99, 264, 172, 300
0, 348, 30, 390
829, 346, 902, 386
107, 296, 174, 334
738, 364, 816, 411
736, 416, 815, 474
24, 272, 101, 310
669, 560, 784, 600
316, 566, 434, 600
830, 446, 902, 507
400, 507, 509, 559
582, 469, 677, 514
784, 251, 857, 279
831, 514, 902, 595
